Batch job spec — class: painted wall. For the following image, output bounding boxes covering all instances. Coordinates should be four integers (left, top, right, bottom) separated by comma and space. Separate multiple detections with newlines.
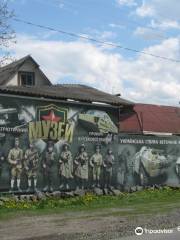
118, 135, 180, 188
0, 94, 180, 193
0, 94, 118, 192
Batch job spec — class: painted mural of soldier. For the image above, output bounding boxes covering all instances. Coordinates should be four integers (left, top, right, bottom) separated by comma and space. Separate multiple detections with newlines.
8, 138, 23, 192
59, 143, 73, 190
103, 149, 114, 189
74, 144, 89, 190
24, 142, 39, 192
90, 144, 103, 188
117, 148, 129, 188
175, 157, 180, 181
0, 150, 5, 178
42, 142, 56, 192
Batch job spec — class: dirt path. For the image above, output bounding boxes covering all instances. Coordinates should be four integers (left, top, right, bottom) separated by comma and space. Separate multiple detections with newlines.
0, 208, 180, 240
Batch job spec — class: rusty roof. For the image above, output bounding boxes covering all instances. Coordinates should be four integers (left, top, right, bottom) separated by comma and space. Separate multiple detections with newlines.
119, 103, 180, 134
0, 84, 133, 106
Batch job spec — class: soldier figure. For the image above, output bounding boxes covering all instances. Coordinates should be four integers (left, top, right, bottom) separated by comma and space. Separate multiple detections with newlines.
0, 150, 5, 178
175, 157, 180, 182
90, 145, 103, 188
74, 144, 89, 190
24, 142, 39, 192
42, 143, 56, 192
117, 149, 129, 188
103, 149, 114, 189
8, 138, 23, 192
59, 143, 73, 190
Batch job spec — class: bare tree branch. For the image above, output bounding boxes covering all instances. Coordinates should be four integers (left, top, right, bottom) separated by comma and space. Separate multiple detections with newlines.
0, 0, 16, 66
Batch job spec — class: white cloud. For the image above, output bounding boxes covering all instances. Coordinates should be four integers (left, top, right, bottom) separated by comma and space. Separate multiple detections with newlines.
135, 0, 180, 30
150, 19, 180, 30
116, 0, 137, 7
109, 23, 126, 29
136, 1, 155, 17
83, 29, 117, 41
133, 27, 164, 40
9, 34, 180, 106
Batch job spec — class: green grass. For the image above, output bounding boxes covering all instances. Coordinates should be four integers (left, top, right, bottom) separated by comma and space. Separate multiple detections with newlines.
0, 187, 180, 220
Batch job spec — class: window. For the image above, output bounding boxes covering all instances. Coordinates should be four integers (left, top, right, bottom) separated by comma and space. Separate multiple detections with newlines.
18, 72, 35, 86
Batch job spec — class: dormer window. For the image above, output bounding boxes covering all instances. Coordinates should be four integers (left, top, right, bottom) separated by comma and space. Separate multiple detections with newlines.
18, 71, 35, 86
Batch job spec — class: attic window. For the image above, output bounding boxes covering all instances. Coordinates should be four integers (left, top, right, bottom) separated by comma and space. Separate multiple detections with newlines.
18, 71, 35, 86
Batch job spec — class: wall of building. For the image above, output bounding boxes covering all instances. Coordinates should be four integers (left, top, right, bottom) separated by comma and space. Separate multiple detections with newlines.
6, 59, 50, 86
118, 135, 180, 188
0, 94, 179, 193
6, 74, 18, 86
0, 94, 119, 192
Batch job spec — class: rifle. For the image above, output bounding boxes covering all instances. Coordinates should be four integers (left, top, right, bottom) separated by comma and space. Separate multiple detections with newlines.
43, 152, 55, 174
27, 151, 39, 169
15, 151, 22, 169
79, 153, 88, 166
60, 151, 70, 163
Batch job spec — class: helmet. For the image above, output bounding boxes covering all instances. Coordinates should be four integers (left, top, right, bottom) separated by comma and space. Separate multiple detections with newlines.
63, 143, 70, 149
80, 143, 86, 150
107, 148, 112, 154
95, 144, 101, 150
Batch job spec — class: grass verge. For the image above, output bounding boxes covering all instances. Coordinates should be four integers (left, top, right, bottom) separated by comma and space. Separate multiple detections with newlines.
0, 187, 180, 220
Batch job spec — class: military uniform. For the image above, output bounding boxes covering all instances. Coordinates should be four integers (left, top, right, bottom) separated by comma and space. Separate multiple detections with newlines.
74, 145, 89, 189
0, 151, 4, 177
117, 150, 129, 187
176, 157, 180, 180
42, 147, 56, 192
24, 147, 39, 191
90, 152, 103, 187
103, 150, 114, 189
8, 144, 23, 191
59, 147, 73, 190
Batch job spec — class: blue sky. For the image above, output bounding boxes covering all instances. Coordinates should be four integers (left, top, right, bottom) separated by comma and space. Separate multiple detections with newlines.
6, 0, 180, 106
10, 0, 175, 55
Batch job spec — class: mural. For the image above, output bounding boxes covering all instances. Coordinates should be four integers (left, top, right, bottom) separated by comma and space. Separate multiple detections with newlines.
0, 95, 118, 192
0, 95, 180, 193
118, 136, 180, 189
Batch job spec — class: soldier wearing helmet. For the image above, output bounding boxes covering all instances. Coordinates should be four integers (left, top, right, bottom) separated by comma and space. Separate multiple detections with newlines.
24, 141, 39, 192
103, 148, 114, 189
74, 144, 89, 190
0, 150, 4, 179
42, 141, 56, 192
59, 143, 73, 190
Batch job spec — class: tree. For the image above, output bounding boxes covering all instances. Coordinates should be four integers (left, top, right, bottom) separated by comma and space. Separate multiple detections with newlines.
0, 0, 15, 66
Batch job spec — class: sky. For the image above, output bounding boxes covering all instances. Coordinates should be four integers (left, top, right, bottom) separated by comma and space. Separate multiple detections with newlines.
5, 0, 180, 106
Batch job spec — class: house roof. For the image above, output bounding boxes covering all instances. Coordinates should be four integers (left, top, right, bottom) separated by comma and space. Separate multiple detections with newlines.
0, 55, 52, 85
0, 56, 133, 106
119, 103, 180, 135
0, 84, 133, 106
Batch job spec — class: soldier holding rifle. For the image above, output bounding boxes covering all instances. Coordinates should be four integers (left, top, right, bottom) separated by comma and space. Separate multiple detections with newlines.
103, 149, 114, 189
42, 142, 56, 192
59, 143, 73, 190
90, 144, 103, 188
24, 142, 39, 192
8, 138, 23, 192
74, 144, 89, 190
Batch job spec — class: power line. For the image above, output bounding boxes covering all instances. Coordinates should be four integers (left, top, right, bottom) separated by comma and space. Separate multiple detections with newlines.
13, 17, 180, 63
37, 0, 168, 40
60, 0, 167, 39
